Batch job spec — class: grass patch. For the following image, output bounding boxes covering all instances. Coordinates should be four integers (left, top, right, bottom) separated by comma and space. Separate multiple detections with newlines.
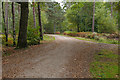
90, 49, 118, 78
74, 37, 118, 44
43, 35, 55, 41
57, 34, 118, 44
64, 31, 77, 34
75, 37, 96, 42
95, 50, 118, 61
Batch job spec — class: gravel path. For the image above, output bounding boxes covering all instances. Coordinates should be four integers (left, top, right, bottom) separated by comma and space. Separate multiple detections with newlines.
2, 35, 118, 78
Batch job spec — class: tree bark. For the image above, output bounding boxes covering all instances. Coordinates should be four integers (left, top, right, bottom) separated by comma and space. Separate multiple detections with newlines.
2, 2, 5, 26
33, 2, 36, 28
110, 2, 113, 17
18, 4, 21, 18
77, 24, 80, 32
54, 24, 56, 34
92, 0, 95, 32
38, 2, 43, 40
118, 2, 120, 32
5, 2, 8, 46
17, 2, 29, 48
12, 2, 16, 46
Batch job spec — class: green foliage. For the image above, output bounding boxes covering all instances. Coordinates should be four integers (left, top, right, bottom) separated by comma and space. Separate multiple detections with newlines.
43, 35, 55, 41
76, 36, 118, 44
66, 3, 82, 31
45, 2, 64, 33
65, 2, 118, 33
64, 31, 77, 34
95, 3, 118, 33
64, 32, 119, 44
2, 34, 17, 46
41, 11, 48, 24
66, 2, 93, 32
90, 50, 118, 78
27, 26, 40, 45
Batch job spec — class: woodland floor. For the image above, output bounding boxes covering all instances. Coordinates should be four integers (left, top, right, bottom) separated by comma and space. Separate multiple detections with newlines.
2, 34, 118, 78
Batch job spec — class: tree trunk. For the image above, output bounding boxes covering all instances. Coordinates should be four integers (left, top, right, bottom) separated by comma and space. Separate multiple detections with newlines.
5, 2, 8, 46
118, 3, 120, 32
18, 4, 20, 14
38, 2, 43, 40
12, 2, 16, 46
77, 24, 80, 32
2, 2, 6, 35
2, 2, 5, 26
17, 2, 29, 48
54, 24, 56, 34
110, 2, 113, 17
85, 25, 86, 32
18, 4, 21, 19
92, 0, 95, 32
33, 2, 36, 28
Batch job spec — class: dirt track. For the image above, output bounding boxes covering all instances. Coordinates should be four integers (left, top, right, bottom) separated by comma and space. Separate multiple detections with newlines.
2, 35, 118, 78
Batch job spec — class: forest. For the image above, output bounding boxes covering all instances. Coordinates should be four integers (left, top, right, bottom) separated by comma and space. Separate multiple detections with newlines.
1, 1, 120, 79
1, 1, 120, 48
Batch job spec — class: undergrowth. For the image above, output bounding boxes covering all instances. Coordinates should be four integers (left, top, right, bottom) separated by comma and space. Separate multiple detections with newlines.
90, 49, 118, 78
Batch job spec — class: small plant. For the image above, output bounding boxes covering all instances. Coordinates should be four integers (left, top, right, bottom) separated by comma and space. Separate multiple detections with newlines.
98, 37, 105, 42
94, 35, 99, 40
27, 26, 40, 45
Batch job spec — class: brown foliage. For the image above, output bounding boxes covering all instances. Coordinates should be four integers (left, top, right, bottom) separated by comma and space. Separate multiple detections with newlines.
56, 32, 60, 34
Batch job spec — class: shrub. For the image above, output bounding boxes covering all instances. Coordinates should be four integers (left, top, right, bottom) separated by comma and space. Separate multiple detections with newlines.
63, 31, 77, 36
76, 32, 90, 37
98, 37, 105, 42
94, 35, 100, 40
110, 39, 118, 44
27, 26, 40, 45
2, 35, 6, 45
64, 33, 67, 35
2, 35, 15, 46
64, 31, 77, 34
67, 33, 77, 37
95, 3, 118, 34
56, 31, 60, 34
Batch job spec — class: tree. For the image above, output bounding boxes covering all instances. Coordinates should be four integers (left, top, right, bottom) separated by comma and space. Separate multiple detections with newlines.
12, 2, 16, 46
17, 2, 29, 48
95, 3, 117, 33
110, 2, 113, 17
5, 2, 8, 46
32, 2, 36, 28
44, 2, 64, 33
66, 3, 84, 32
2, 2, 5, 33
115, 2, 120, 31
114, 2, 120, 30
38, 2, 43, 40
92, 0, 95, 32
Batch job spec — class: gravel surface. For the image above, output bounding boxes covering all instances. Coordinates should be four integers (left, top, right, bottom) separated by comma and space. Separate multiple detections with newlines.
2, 35, 118, 78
